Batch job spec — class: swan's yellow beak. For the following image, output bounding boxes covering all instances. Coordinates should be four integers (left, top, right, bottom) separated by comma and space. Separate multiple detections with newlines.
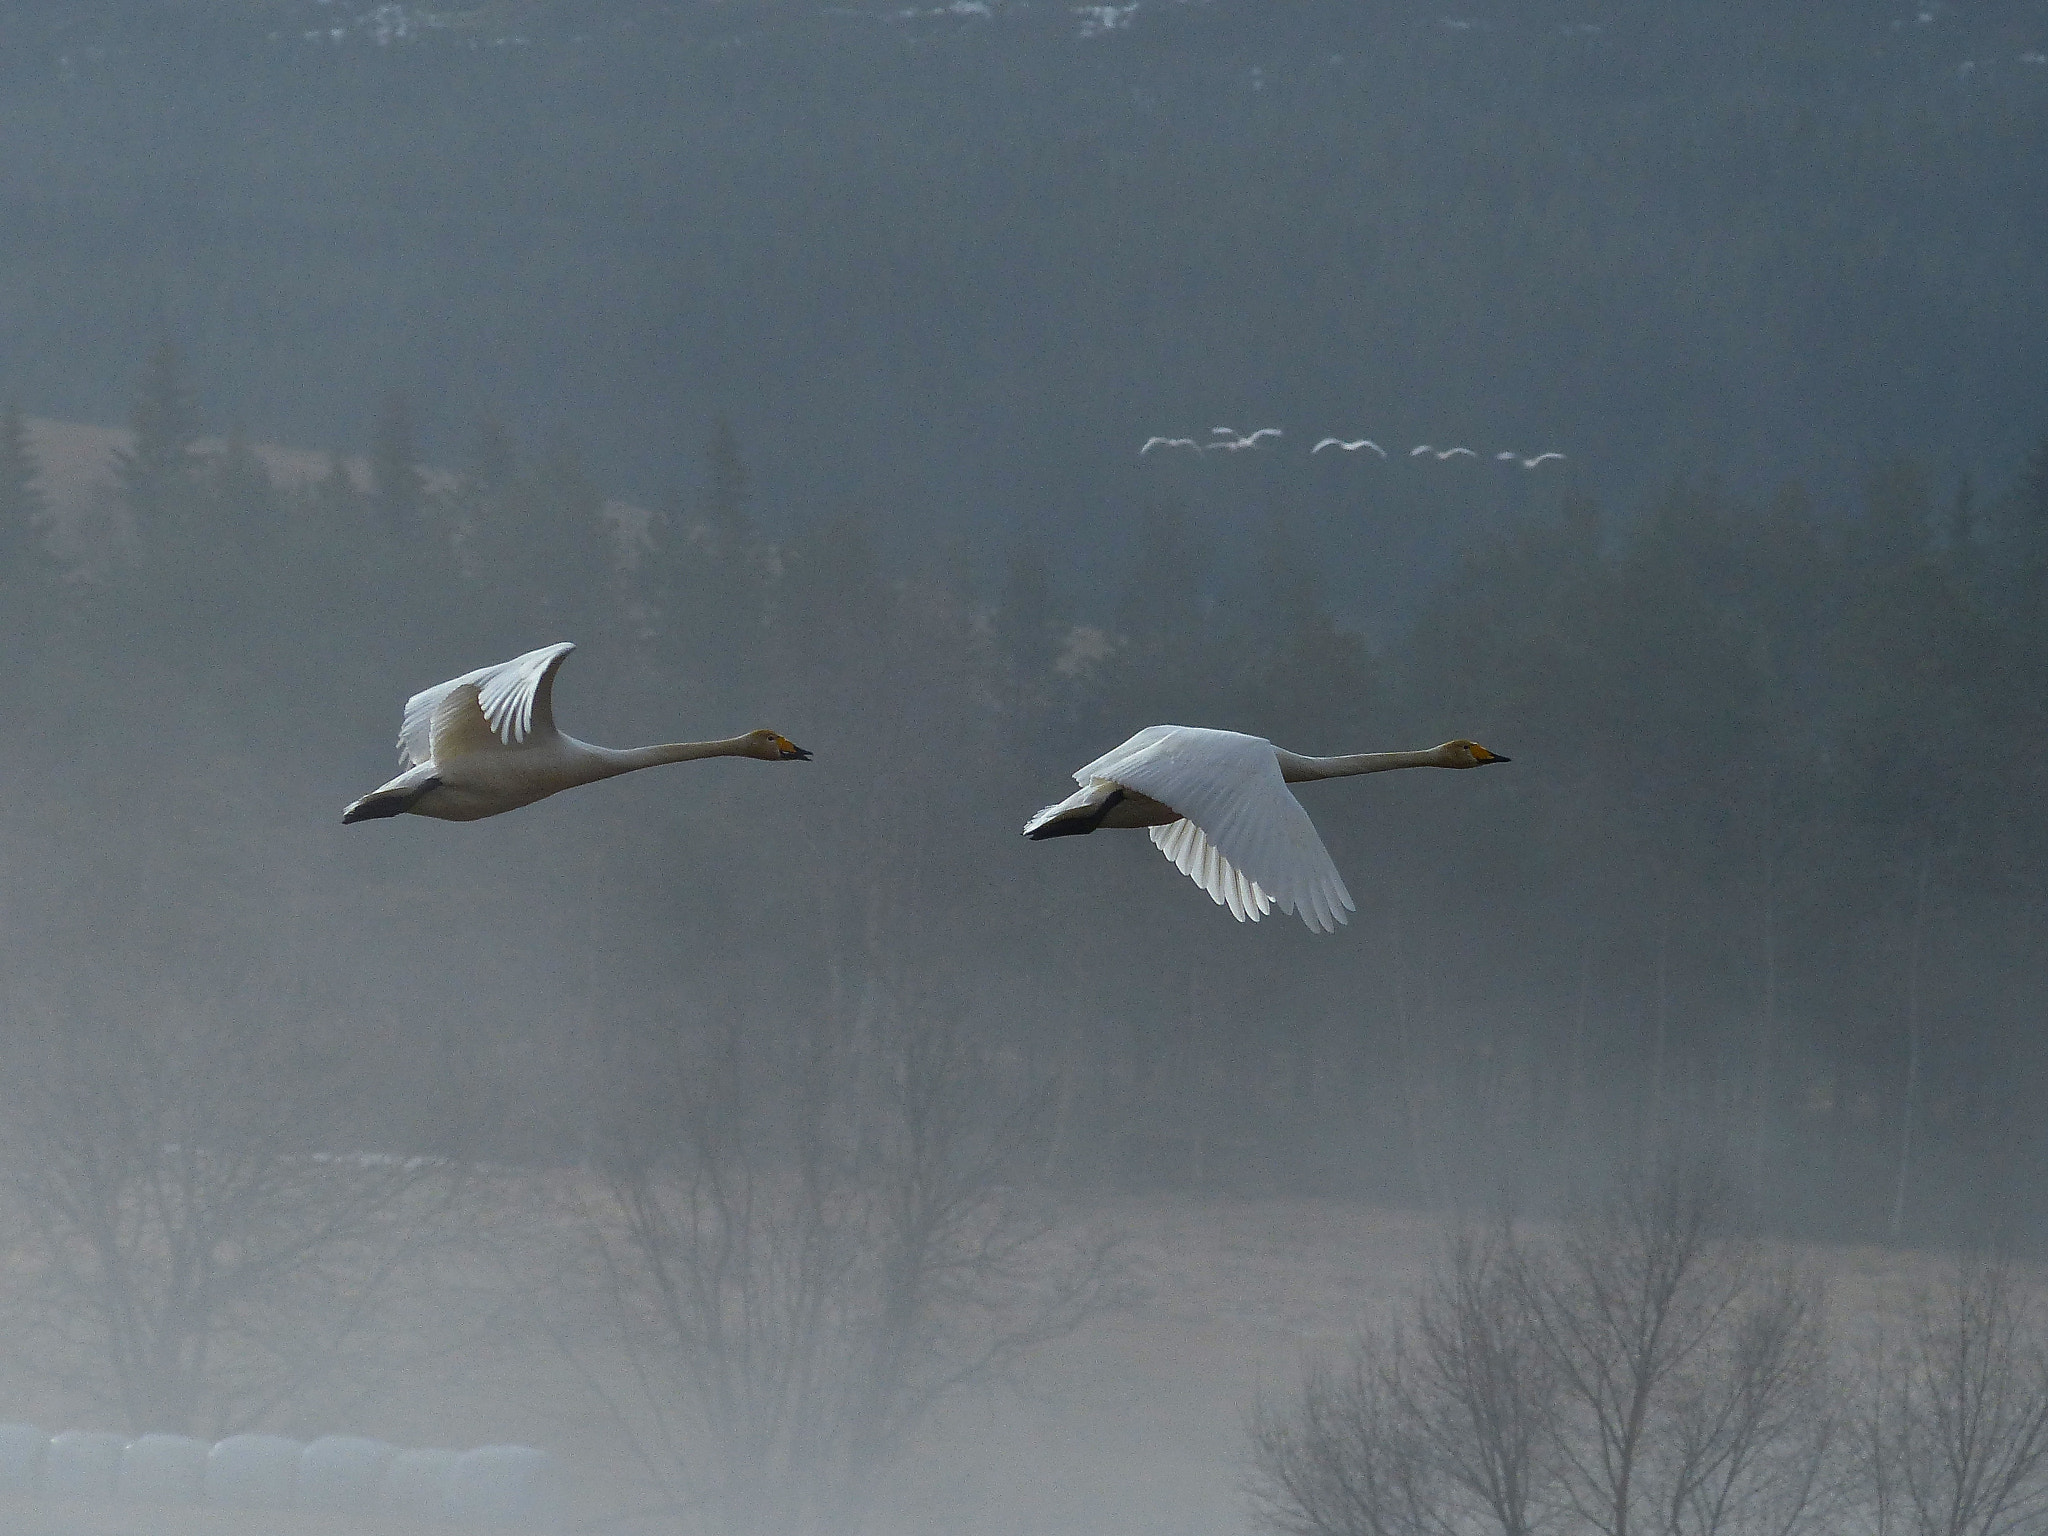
1472, 744, 1510, 765
777, 736, 812, 761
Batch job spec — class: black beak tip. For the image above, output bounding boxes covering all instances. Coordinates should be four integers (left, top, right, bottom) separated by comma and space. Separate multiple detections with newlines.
788, 747, 813, 761
1490, 754, 1511, 764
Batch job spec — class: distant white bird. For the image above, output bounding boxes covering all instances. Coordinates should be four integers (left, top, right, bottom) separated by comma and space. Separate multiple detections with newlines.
342, 642, 810, 824
1434, 446, 1478, 460
1313, 438, 1389, 456
1024, 726, 1510, 931
1211, 427, 1240, 436
1208, 428, 1284, 452
1410, 444, 1436, 457
1496, 450, 1566, 468
1141, 436, 1203, 454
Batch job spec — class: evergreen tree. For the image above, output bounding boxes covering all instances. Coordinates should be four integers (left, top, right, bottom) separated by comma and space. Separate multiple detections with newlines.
210, 427, 279, 558
703, 415, 751, 555
310, 453, 361, 533
464, 415, 516, 496
369, 389, 425, 540
0, 399, 45, 577
995, 541, 1054, 686
111, 339, 201, 535
524, 439, 610, 636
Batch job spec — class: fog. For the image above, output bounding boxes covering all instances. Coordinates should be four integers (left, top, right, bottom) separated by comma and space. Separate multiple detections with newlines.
0, 2, 2045, 1533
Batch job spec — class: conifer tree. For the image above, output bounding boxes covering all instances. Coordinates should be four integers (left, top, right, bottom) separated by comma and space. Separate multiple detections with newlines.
369, 389, 425, 539
996, 541, 1054, 685
0, 399, 45, 577
211, 427, 278, 554
111, 339, 201, 533
703, 415, 751, 555
310, 453, 361, 531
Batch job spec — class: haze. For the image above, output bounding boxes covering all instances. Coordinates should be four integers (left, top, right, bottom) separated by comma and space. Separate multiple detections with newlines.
0, 3, 2044, 1534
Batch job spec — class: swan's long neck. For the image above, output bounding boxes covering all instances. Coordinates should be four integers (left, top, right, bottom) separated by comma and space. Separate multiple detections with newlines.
576, 737, 759, 781
1275, 746, 1452, 783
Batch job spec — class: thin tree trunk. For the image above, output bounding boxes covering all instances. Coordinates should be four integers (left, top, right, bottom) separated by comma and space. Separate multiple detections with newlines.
1648, 883, 1672, 1153
1750, 811, 1778, 1202
1390, 908, 1436, 1208
1572, 935, 1592, 1154
1889, 841, 1933, 1243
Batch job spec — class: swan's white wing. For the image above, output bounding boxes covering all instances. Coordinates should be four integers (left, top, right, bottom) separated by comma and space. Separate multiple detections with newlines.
1150, 817, 1275, 923
428, 683, 502, 765
474, 641, 574, 745
397, 642, 575, 766
1079, 726, 1355, 932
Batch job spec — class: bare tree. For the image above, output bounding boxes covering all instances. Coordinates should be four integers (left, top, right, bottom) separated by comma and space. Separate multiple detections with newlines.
1251, 1163, 1835, 1536
1854, 1255, 2048, 1536
571, 1000, 1122, 1536
1398, 1224, 1563, 1536
0, 991, 459, 1436
1521, 1161, 1760, 1536
1250, 1346, 1440, 1536
1654, 1263, 1834, 1536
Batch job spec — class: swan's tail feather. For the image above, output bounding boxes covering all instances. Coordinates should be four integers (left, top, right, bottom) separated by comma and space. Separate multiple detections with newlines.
342, 777, 440, 825
1024, 782, 1123, 839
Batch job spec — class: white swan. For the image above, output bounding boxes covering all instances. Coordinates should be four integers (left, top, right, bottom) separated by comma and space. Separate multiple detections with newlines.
1024, 726, 1508, 931
342, 642, 810, 824
1313, 437, 1388, 456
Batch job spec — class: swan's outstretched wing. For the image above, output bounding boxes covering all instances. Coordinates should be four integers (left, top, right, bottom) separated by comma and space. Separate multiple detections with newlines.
398, 642, 575, 766
428, 683, 501, 765
1077, 726, 1355, 932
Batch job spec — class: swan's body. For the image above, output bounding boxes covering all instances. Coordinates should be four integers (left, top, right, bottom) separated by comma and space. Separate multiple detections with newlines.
342, 642, 809, 825
1024, 726, 1508, 932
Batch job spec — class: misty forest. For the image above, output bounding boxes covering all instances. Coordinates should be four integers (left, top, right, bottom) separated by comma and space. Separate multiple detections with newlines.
1, 2, 2047, 1534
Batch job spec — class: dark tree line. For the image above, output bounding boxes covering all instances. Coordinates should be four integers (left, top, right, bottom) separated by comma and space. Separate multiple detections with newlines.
3, 343, 2047, 1250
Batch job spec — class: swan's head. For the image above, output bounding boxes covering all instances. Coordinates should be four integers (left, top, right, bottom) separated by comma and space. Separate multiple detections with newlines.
745, 729, 812, 761
1441, 739, 1510, 768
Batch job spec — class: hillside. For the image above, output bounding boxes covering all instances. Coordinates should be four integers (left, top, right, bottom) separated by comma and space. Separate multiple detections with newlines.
0, 0, 2041, 593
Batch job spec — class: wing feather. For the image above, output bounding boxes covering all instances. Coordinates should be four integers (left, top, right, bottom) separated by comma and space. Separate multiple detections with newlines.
397, 642, 575, 766
1090, 725, 1355, 933
428, 683, 501, 765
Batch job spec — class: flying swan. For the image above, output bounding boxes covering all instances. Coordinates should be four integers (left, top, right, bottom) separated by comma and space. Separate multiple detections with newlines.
1024, 726, 1508, 931
341, 642, 810, 824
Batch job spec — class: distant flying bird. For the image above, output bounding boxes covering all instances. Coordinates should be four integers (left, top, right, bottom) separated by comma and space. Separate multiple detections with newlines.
1209, 428, 1284, 452
1313, 438, 1389, 457
342, 642, 810, 825
1141, 436, 1202, 454
1410, 444, 1436, 457
1434, 446, 1478, 460
1024, 726, 1510, 932
1496, 450, 1566, 468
